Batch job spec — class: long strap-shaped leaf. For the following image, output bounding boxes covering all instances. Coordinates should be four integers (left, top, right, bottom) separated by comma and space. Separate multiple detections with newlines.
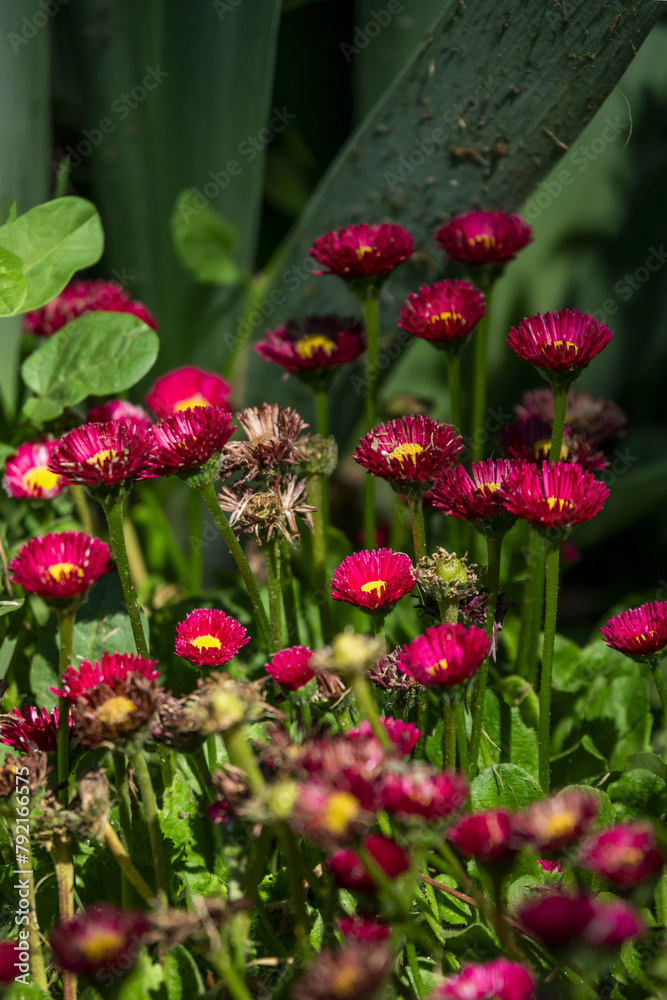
247, 0, 661, 424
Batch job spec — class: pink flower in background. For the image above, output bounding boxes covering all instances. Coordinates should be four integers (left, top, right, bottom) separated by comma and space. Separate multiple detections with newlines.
146, 367, 232, 417
436, 211, 532, 267
23, 279, 157, 336
3, 440, 65, 499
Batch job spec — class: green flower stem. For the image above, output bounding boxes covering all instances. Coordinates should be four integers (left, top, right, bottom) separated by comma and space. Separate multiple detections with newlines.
188, 488, 203, 594
415, 689, 429, 761
103, 499, 149, 658
192, 746, 216, 804
350, 672, 394, 752
469, 533, 504, 774
25, 841, 48, 992
277, 824, 312, 950
308, 474, 335, 642
370, 613, 386, 640
406, 941, 426, 997
445, 348, 463, 435
56, 608, 76, 806
649, 662, 667, 731
211, 950, 253, 1000
516, 529, 546, 687
112, 750, 134, 906
362, 294, 380, 549
453, 702, 470, 777
223, 724, 265, 796
51, 834, 76, 1000
471, 293, 493, 465
539, 540, 561, 793
408, 492, 427, 561
443, 701, 456, 768
656, 868, 667, 928
129, 750, 169, 907
549, 384, 569, 463
299, 700, 313, 732
265, 537, 285, 650
70, 483, 94, 535
279, 537, 300, 644
199, 482, 273, 652
102, 821, 155, 903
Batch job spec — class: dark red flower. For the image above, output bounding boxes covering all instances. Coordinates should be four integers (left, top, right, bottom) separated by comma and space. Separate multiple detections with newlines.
447, 809, 515, 862
517, 892, 597, 949
436, 211, 532, 267
87, 399, 153, 430
0, 705, 75, 753
266, 646, 315, 690
427, 458, 517, 536
501, 461, 609, 534
22, 279, 157, 337
379, 766, 468, 821
601, 600, 667, 662
10, 531, 112, 600
582, 901, 645, 948
398, 280, 486, 347
499, 416, 608, 472
299, 733, 386, 810
291, 782, 371, 848
511, 789, 599, 853
147, 406, 235, 477
175, 608, 249, 667
310, 222, 414, 281
328, 834, 410, 891
348, 717, 421, 756
432, 958, 536, 1000
515, 387, 627, 444
146, 366, 231, 417
396, 622, 489, 688
255, 315, 366, 375
354, 416, 464, 490
537, 859, 563, 874
578, 823, 664, 888
3, 440, 65, 499
507, 309, 612, 376
52, 651, 160, 703
50, 421, 150, 487
338, 915, 391, 944
50, 904, 148, 978
331, 548, 416, 612
0, 941, 20, 985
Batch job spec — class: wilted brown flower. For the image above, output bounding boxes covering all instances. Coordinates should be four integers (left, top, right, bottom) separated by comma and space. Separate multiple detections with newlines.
31, 769, 111, 848
297, 435, 339, 478
144, 896, 252, 951
218, 476, 316, 545
72, 674, 164, 749
219, 403, 310, 482
367, 650, 421, 693
293, 941, 395, 1000
0, 751, 50, 798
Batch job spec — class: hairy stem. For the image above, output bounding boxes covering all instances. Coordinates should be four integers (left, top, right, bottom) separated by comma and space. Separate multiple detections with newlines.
549, 385, 569, 463
52, 834, 76, 1000
113, 750, 134, 906
56, 608, 76, 806
265, 536, 285, 650
539, 541, 561, 793
103, 498, 149, 658
408, 492, 427, 561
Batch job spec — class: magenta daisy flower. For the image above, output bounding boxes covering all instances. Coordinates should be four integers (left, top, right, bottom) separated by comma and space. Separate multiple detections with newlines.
331, 548, 416, 613
354, 416, 464, 491
348, 717, 421, 756
147, 406, 235, 479
379, 766, 468, 822
50, 904, 148, 979
3, 440, 65, 500
255, 315, 366, 381
10, 531, 112, 600
501, 461, 609, 538
447, 809, 515, 862
22, 279, 157, 337
145, 366, 232, 418
517, 892, 597, 950
507, 309, 612, 378
291, 782, 370, 848
436, 211, 533, 267
52, 651, 160, 703
0, 705, 75, 753
601, 600, 667, 662
499, 415, 608, 472
583, 901, 645, 949
516, 387, 627, 444
398, 280, 486, 348
396, 622, 489, 688
175, 608, 249, 667
578, 823, 664, 888
310, 222, 414, 284
427, 458, 516, 536
432, 959, 536, 1000
87, 399, 153, 431
511, 788, 599, 852
338, 915, 391, 944
327, 834, 410, 892
50, 421, 150, 488
266, 646, 315, 690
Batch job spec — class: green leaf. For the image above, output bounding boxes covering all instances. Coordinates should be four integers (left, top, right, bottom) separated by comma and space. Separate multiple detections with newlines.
431, 873, 472, 926
0, 598, 23, 618
440, 922, 498, 957
0, 245, 26, 316
172, 189, 243, 286
550, 734, 608, 787
1, 985, 51, 1000
471, 763, 543, 811
21, 311, 159, 423
164, 944, 205, 1000
608, 767, 667, 822
0, 197, 103, 312
74, 573, 148, 662
158, 766, 224, 897
117, 951, 164, 1000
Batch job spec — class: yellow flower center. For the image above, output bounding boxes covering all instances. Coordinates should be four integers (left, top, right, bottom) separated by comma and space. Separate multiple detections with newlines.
173, 393, 211, 412
332, 966, 365, 998
87, 448, 116, 468
430, 310, 463, 325
478, 481, 500, 494
295, 334, 337, 360
546, 497, 574, 513
360, 579, 387, 599
388, 442, 424, 466
95, 696, 138, 731
616, 846, 643, 867
48, 562, 84, 583
533, 439, 569, 461
22, 466, 61, 492
428, 656, 449, 677
355, 245, 374, 259
191, 634, 223, 651
81, 929, 126, 964
467, 234, 498, 250
544, 810, 577, 839
637, 629, 656, 645
323, 792, 361, 836
543, 340, 579, 355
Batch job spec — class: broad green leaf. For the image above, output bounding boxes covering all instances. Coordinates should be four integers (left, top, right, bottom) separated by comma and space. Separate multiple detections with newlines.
164, 945, 205, 1000
471, 763, 543, 811
608, 767, 667, 822
0, 196, 103, 312
21, 311, 159, 422
1, 985, 51, 1000
440, 923, 498, 957
73, 573, 149, 662
172, 189, 243, 286
118, 952, 164, 1000
430, 873, 472, 927
551, 735, 608, 787
0, 598, 23, 618
0, 245, 26, 316
158, 766, 223, 897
